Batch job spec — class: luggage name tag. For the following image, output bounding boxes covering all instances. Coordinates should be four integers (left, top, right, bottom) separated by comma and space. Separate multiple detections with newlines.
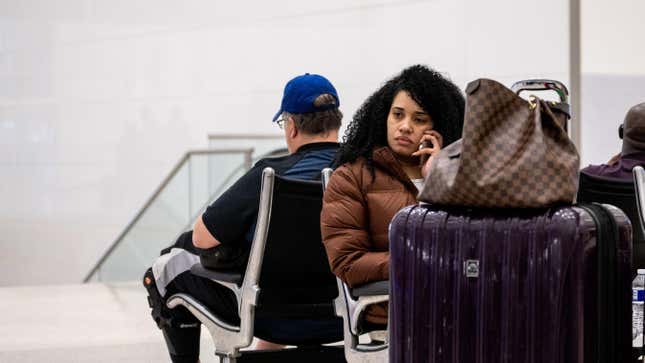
464, 260, 480, 278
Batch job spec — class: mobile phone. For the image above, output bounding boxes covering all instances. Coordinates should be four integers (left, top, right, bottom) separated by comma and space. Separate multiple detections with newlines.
419, 131, 443, 165
419, 139, 434, 165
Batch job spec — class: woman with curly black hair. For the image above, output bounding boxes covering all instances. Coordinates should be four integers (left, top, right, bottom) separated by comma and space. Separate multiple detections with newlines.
321, 65, 464, 325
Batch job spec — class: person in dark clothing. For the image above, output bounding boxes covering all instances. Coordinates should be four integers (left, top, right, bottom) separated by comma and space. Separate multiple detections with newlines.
143, 73, 343, 363
582, 102, 645, 179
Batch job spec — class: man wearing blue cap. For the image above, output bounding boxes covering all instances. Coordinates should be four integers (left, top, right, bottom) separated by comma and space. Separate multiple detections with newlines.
142, 73, 342, 363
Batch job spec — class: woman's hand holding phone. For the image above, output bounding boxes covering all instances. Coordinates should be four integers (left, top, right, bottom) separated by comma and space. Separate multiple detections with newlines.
412, 130, 443, 178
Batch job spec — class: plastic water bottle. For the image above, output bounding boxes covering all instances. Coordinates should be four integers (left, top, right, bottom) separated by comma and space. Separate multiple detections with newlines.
633, 269, 645, 348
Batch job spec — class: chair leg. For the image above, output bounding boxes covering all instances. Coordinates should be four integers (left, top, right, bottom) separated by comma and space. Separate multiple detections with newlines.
217, 353, 237, 363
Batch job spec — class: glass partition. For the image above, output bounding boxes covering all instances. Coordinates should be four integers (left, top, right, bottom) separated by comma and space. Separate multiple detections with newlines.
208, 134, 286, 159
86, 149, 252, 282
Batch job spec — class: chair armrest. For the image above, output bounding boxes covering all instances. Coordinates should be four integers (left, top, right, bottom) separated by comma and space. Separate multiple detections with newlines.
167, 293, 240, 333
634, 166, 645, 237
191, 263, 243, 286
335, 278, 389, 355
350, 280, 389, 299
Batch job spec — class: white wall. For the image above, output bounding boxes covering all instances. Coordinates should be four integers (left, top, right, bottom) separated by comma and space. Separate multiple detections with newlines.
580, 0, 645, 167
0, 0, 570, 285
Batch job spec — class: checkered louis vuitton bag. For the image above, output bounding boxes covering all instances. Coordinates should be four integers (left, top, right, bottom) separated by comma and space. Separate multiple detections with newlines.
418, 78, 580, 208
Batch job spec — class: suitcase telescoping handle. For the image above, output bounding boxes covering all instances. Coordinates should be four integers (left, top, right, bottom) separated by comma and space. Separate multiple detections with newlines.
510, 79, 569, 104
511, 79, 571, 123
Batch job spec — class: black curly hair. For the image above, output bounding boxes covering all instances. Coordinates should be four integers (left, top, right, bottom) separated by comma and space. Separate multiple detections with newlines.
335, 65, 465, 174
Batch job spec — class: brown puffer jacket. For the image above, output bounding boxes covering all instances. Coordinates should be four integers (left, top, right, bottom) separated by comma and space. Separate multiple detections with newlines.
321, 146, 418, 324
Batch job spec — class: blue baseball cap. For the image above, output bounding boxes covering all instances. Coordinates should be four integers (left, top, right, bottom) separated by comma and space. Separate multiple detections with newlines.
272, 73, 340, 122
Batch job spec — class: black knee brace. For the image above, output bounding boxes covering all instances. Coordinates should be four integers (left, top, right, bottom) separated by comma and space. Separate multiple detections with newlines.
161, 321, 201, 363
143, 267, 199, 329
143, 267, 173, 329
143, 268, 200, 363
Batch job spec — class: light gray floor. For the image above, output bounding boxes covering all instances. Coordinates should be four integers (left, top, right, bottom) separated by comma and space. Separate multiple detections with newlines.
0, 281, 222, 362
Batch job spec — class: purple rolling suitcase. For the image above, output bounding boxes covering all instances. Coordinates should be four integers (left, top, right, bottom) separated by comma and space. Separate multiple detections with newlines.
389, 203, 632, 363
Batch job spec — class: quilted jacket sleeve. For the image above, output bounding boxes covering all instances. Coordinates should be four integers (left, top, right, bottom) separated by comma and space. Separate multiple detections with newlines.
321, 165, 389, 287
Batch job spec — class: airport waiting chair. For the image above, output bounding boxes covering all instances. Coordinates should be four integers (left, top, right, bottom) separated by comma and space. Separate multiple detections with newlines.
322, 168, 389, 362
577, 170, 645, 276
634, 166, 645, 363
634, 166, 645, 265
166, 167, 344, 363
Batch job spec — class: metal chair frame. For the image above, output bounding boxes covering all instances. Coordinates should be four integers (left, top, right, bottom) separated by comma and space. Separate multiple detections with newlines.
633, 166, 645, 245
166, 168, 277, 362
322, 167, 389, 363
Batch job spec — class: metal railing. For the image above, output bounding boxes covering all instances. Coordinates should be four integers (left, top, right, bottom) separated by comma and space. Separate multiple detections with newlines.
208, 134, 285, 158
208, 133, 284, 140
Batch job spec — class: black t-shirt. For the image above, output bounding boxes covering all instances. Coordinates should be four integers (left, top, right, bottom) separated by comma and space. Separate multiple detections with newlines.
201, 142, 339, 247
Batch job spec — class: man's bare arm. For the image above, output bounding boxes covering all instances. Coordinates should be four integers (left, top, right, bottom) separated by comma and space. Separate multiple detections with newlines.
193, 215, 221, 249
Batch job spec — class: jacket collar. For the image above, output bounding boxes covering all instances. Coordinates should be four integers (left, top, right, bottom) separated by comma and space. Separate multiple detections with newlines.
295, 141, 340, 154
371, 146, 418, 194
